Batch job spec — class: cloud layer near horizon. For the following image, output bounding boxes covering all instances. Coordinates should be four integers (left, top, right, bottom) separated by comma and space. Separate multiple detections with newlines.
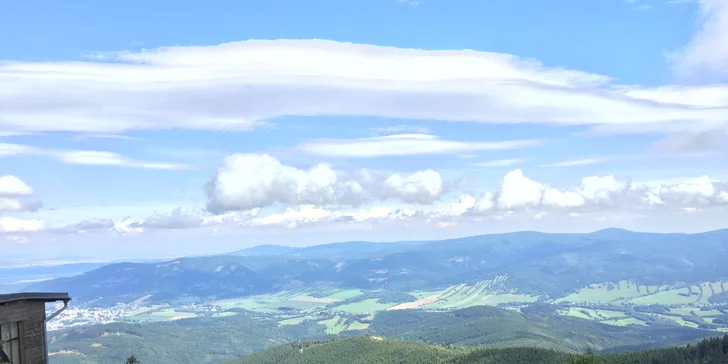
4, 156, 727, 236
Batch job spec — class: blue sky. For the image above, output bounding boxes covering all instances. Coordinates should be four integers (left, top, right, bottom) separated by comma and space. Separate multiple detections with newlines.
1, 0, 727, 263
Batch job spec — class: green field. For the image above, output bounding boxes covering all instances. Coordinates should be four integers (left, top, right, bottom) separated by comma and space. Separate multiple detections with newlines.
331, 298, 397, 314
317, 316, 349, 334
279, 316, 316, 326
122, 278, 728, 332
554, 280, 728, 305
129, 308, 199, 322
403, 276, 537, 310
600, 318, 647, 326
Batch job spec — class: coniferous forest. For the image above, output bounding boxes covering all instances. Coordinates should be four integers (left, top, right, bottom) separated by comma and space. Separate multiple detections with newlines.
220, 334, 728, 364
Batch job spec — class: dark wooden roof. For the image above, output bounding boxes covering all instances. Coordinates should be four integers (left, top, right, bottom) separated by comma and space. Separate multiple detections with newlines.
0, 292, 71, 305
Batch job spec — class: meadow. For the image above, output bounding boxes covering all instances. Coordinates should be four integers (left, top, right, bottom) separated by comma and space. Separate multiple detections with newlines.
117, 278, 728, 333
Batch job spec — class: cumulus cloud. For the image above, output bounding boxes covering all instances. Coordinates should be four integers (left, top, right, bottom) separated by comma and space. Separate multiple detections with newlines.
0, 175, 33, 196
670, 0, 728, 82
0, 143, 189, 170
1, 39, 726, 136
0, 175, 41, 213
298, 134, 542, 158
205, 153, 449, 213
230, 204, 420, 228
11, 169, 728, 235
0, 217, 45, 233
134, 208, 204, 230
466, 169, 728, 214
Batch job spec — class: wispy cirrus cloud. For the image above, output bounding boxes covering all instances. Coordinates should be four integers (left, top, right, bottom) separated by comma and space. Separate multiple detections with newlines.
369, 125, 431, 134
297, 134, 544, 158
70, 133, 145, 141
396, 0, 422, 6
471, 159, 527, 168
670, 0, 728, 82
0, 143, 190, 170
1, 39, 726, 137
540, 158, 610, 168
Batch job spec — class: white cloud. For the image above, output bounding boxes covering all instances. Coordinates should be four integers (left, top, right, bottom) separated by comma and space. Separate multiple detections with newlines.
135, 208, 204, 230
205, 153, 449, 213
1, 40, 726, 136
471, 159, 527, 167
496, 169, 547, 209
0, 175, 40, 213
114, 218, 144, 234
52, 219, 115, 234
369, 125, 431, 134
0, 217, 45, 233
58, 151, 189, 170
71, 133, 145, 141
5, 235, 29, 244
670, 0, 728, 81
396, 0, 422, 6
0, 143, 189, 169
241, 204, 421, 228
298, 134, 542, 158
650, 128, 728, 154
0, 175, 34, 196
9, 168, 728, 236
541, 158, 610, 167
473, 169, 726, 214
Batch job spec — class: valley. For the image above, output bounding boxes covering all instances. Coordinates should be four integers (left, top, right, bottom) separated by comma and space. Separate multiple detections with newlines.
22, 229, 728, 363
46, 277, 728, 333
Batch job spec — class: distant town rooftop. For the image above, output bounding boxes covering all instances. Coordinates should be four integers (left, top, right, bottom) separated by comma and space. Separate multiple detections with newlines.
0, 293, 71, 305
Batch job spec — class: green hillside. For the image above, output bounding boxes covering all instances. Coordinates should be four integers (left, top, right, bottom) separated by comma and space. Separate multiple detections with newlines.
46, 306, 718, 364
31, 229, 728, 306
226, 334, 728, 364
365, 306, 713, 352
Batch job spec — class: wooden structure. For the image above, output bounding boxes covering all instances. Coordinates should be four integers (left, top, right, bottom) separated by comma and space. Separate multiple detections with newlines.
0, 293, 71, 364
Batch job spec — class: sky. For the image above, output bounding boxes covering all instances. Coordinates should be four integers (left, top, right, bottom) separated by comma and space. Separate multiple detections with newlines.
1, 0, 727, 263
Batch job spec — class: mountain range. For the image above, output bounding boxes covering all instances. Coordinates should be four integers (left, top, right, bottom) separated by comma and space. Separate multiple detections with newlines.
28, 228, 728, 305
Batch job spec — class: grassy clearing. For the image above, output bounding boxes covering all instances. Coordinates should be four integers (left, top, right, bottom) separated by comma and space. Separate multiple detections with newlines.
211, 311, 238, 318
325, 289, 364, 301
554, 281, 728, 305
406, 277, 534, 310
332, 298, 397, 314
124, 305, 160, 317
669, 307, 723, 317
558, 308, 592, 320
555, 281, 646, 304
212, 291, 330, 313
559, 308, 628, 321
346, 321, 370, 331
629, 288, 698, 305
279, 316, 315, 326
599, 318, 646, 326
479, 293, 539, 306
130, 308, 198, 322
317, 316, 348, 334
654, 314, 700, 328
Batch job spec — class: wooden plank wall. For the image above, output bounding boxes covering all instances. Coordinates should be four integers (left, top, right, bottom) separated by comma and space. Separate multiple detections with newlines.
0, 301, 48, 364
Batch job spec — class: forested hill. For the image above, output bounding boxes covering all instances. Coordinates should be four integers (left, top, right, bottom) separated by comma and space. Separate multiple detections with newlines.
226, 335, 728, 364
